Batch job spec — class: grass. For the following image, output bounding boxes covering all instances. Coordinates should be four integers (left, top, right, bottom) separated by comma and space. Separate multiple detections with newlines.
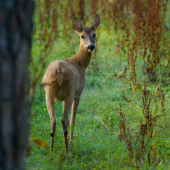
26, 24, 170, 169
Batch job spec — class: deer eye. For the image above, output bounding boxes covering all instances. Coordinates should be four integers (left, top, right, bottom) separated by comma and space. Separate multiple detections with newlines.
81, 35, 85, 39
93, 33, 96, 38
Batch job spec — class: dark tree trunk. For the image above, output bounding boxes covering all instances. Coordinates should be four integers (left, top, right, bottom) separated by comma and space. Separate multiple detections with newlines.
0, 1, 34, 170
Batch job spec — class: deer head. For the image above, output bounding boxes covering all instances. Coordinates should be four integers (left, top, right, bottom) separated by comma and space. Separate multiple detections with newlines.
73, 14, 100, 52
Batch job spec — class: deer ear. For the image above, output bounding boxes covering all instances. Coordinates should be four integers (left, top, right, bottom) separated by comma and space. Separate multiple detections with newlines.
89, 14, 100, 31
73, 17, 83, 32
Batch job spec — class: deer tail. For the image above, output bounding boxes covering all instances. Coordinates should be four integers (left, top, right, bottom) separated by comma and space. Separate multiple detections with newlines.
57, 71, 63, 86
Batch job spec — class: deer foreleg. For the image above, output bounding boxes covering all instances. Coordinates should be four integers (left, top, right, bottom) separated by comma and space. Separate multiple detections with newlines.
46, 94, 56, 151
70, 97, 80, 145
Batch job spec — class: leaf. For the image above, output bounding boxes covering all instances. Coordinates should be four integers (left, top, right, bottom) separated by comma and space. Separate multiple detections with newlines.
134, 83, 143, 92
112, 47, 120, 56
122, 79, 130, 84
117, 74, 126, 78
121, 94, 131, 103
30, 138, 48, 148
119, 134, 124, 140
119, 122, 123, 130
108, 74, 117, 79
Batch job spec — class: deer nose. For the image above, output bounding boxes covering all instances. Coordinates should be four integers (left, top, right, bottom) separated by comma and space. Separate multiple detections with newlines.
87, 45, 95, 51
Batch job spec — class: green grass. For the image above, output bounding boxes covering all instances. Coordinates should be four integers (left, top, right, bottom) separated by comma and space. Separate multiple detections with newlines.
27, 26, 170, 170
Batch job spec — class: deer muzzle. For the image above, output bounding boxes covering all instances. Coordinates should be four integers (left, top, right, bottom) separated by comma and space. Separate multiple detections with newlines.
87, 45, 95, 51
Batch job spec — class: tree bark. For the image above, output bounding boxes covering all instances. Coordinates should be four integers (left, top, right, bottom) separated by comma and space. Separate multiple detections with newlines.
0, 1, 34, 170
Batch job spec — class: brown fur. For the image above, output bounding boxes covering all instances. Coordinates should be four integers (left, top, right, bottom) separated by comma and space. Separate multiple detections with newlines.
42, 14, 100, 153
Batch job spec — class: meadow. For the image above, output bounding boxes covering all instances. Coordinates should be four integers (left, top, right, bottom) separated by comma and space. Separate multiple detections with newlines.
27, 0, 170, 169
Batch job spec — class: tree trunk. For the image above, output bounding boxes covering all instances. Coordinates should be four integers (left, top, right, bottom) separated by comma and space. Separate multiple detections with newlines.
0, 1, 34, 170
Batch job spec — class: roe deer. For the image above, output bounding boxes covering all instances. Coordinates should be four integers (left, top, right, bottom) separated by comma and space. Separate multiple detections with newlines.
42, 14, 100, 153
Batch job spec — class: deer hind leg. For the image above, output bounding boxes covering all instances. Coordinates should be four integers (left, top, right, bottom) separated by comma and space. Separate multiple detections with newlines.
46, 93, 56, 151
62, 96, 73, 153
70, 96, 80, 146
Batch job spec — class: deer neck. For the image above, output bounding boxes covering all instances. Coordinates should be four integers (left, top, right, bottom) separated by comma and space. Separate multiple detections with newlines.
71, 45, 92, 69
